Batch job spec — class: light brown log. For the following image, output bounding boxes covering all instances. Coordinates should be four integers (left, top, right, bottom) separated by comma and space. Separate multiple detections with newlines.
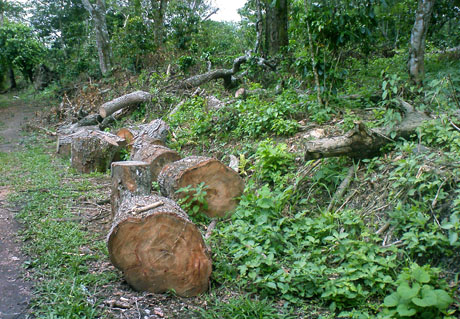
56, 128, 99, 158
71, 131, 126, 173
99, 90, 152, 118
107, 194, 212, 297
131, 144, 181, 181
158, 156, 244, 218
110, 161, 152, 218
304, 102, 431, 160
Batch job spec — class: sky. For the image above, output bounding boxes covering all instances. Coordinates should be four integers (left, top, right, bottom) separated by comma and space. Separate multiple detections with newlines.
211, 0, 247, 22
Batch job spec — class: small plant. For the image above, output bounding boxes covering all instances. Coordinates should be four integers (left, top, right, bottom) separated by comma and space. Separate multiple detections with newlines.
254, 139, 295, 184
176, 182, 209, 219
380, 263, 454, 319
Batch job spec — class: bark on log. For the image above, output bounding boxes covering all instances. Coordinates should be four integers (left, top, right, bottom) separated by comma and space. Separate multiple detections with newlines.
158, 156, 244, 218
132, 144, 181, 181
107, 194, 212, 297
137, 119, 170, 142
71, 131, 126, 173
304, 102, 431, 160
110, 161, 152, 218
99, 90, 152, 118
56, 127, 100, 158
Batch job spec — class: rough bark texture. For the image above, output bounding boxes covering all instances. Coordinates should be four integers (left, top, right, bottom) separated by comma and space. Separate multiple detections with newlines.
71, 130, 126, 173
107, 194, 212, 297
99, 90, 151, 118
131, 144, 181, 181
137, 119, 170, 142
110, 161, 152, 218
82, 0, 113, 75
304, 102, 431, 160
153, 0, 167, 47
265, 0, 288, 55
56, 128, 100, 158
158, 156, 245, 218
408, 0, 435, 86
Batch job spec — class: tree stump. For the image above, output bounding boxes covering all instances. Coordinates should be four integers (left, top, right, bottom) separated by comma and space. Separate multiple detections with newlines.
111, 161, 152, 218
107, 195, 212, 297
131, 144, 181, 181
71, 131, 126, 173
158, 156, 244, 218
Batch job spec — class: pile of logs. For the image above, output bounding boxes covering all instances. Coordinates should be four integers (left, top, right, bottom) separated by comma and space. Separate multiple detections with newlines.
56, 117, 244, 297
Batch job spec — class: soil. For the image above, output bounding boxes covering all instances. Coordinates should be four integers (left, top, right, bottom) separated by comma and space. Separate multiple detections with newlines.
0, 95, 37, 319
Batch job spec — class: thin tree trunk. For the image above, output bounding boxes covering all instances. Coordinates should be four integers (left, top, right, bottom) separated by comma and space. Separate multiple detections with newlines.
82, 0, 113, 75
153, 0, 167, 47
408, 0, 435, 87
254, 0, 264, 55
9, 67, 16, 89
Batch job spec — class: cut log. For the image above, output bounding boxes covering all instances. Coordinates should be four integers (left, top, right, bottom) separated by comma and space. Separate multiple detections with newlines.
158, 156, 244, 218
107, 194, 212, 297
110, 161, 152, 218
304, 101, 432, 160
71, 130, 126, 173
137, 119, 170, 143
132, 144, 181, 181
99, 90, 152, 118
56, 128, 99, 158
78, 114, 102, 127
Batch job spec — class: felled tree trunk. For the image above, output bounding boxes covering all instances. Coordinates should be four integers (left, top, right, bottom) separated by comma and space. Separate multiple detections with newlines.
107, 194, 212, 297
71, 131, 126, 173
158, 156, 244, 218
304, 101, 431, 160
56, 127, 100, 158
99, 91, 152, 118
110, 161, 152, 217
131, 145, 181, 181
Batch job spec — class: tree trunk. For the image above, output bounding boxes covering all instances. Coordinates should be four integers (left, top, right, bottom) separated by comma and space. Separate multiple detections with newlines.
304, 101, 432, 160
110, 161, 152, 218
153, 0, 167, 47
8, 67, 16, 89
158, 156, 245, 218
131, 144, 181, 181
82, 0, 113, 75
254, 0, 264, 55
71, 130, 126, 173
408, 0, 435, 87
107, 194, 212, 297
264, 0, 288, 55
99, 90, 151, 118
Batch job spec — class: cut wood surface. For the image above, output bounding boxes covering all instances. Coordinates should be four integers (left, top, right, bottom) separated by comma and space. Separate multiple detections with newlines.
99, 90, 151, 118
304, 101, 431, 160
158, 156, 244, 218
110, 161, 152, 218
56, 128, 100, 158
107, 194, 212, 297
131, 144, 181, 181
71, 130, 126, 173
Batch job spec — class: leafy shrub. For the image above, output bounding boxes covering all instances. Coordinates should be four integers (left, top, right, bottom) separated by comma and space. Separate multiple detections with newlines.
254, 139, 295, 184
380, 264, 454, 319
176, 182, 209, 221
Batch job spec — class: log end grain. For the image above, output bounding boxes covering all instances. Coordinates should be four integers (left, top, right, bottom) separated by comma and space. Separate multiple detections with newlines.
107, 195, 212, 297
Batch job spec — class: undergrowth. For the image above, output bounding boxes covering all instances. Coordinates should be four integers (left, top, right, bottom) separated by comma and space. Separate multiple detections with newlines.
0, 136, 117, 318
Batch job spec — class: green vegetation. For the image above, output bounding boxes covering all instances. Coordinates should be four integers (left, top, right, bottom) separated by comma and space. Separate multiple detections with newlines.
0, 139, 118, 317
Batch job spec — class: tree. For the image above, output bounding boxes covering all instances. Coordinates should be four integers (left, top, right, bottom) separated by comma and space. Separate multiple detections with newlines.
0, 22, 45, 85
408, 0, 435, 86
82, 0, 113, 75
264, 0, 288, 55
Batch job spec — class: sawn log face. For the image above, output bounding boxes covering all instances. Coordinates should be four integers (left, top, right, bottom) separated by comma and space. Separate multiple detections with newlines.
107, 195, 212, 297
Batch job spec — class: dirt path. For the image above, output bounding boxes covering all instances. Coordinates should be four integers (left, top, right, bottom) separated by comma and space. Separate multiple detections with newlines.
0, 95, 38, 318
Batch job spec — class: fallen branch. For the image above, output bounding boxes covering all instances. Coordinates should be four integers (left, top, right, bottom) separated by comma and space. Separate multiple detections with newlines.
304, 100, 431, 160
327, 165, 355, 211
99, 90, 152, 118
177, 52, 276, 90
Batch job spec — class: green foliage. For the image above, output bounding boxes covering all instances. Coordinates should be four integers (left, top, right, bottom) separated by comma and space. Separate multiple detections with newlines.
176, 182, 209, 221
253, 139, 295, 184
0, 22, 45, 81
380, 264, 454, 319
191, 295, 296, 319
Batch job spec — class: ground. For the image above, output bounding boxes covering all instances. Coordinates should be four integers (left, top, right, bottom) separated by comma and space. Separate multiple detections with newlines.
0, 95, 37, 319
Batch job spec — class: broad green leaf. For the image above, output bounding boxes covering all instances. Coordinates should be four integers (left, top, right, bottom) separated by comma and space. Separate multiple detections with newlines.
384, 292, 399, 307
412, 267, 430, 283
396, 303, 416, 317
412, 288, 436, 307
449, 232, 458, 245
433, 290, 453, 310
397, 282, 420, 300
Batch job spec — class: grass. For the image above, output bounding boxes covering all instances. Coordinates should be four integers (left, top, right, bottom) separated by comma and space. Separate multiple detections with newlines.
0, 136, 117, 318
